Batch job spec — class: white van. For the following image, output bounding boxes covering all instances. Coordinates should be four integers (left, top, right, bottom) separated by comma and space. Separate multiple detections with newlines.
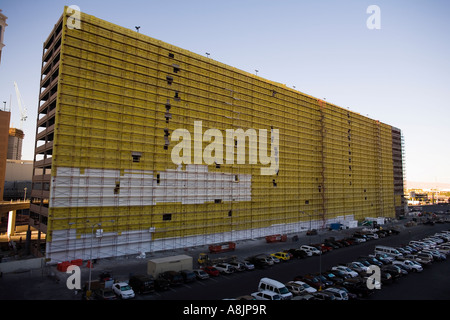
374, 246, 403, 258
258, 277, 293, 300
300, 245, 321, 256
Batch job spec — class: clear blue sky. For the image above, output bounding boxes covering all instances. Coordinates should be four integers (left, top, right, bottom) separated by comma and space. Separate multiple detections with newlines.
1, 0, 449, 185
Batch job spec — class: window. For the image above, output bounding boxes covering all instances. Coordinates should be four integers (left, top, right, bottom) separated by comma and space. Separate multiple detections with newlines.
166, 75, 173, 85
132, 152, 142, 163
163, 214, 172, 221
172, 64, 180, 73
168, 53, 175, 58
215, 199, 222, 204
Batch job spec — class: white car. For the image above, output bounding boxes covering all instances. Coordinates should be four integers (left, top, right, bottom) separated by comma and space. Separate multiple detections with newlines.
251, 290, 281, 300
300, 245, 321, 256
242, 261, 255, 270
213, 263, 235, 274
393, 259, 423, 272
291, 281, 317, 293
193, 269, 210, 280
331, 266, 358, 278
112, 282, 135, 299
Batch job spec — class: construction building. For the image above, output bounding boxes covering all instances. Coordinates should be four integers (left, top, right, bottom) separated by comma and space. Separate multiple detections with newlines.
7, 128, 24, 160
0, 9, 7, 64
30, 7, 405, 262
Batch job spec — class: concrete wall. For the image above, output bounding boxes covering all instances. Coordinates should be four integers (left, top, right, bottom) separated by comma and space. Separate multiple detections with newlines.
0, 257, 45, 273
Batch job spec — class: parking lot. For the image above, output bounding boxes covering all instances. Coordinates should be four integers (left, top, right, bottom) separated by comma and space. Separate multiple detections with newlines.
1, 211, 450, 302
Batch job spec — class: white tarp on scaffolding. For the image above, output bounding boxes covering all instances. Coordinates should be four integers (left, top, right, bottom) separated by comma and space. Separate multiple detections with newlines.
50, 165, 251, 207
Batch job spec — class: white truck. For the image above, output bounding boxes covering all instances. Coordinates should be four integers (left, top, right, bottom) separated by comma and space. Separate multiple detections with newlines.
147, 255, 193, 278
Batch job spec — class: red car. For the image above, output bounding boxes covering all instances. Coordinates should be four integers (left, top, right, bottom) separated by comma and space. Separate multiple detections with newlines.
201, 266, 220, 277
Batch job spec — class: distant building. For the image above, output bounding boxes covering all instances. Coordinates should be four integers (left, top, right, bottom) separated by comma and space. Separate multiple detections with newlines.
4, 159, 33, 201
8, 128, 24, 160
0, 10, 7, 64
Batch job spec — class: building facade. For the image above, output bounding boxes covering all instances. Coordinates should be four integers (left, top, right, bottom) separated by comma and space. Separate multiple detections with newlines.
31, 8, 405, 262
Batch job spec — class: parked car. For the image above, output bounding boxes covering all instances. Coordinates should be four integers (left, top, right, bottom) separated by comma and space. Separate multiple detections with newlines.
241, 261, 255, 270
373, 253, 395, 264
352, 234, 367, 242
112, 282, 135, 299
331, 266, 359, 278
94, 288, 117, 300
381, 265, 403, 278
159, 271, 184, 286
214, 263, 236, 274
193, 269, 210, 280
128, 274, 155, 294
345, 261, 369, 273
285, 248, 308, 259
392, 260, 423, 272
180, 270, 196, 283
154, 278, 170, 291
417, 252, 434, 262
436, 246, 450, 255
422, 249, 446, 261
285, 281, 317, 295
324, 287, 349, 300
270, 251, 291, 261
341, 279, 373, 298
298, 274, 332, 289
332, 286, 357, 299
312, 291, 336, 300
326, 269, 352, 280
403, 254, 432, 266
266, 255, 280, 264
292, 293, 316, 300
229, 261, 246, 271
359, 256, 383, 267
300, 245, 321, 256
365, 233, 379, 240
201, 266, 220, 276
251, 290, 281, 300
322, 271, 347, 284
246, 256, 271, 269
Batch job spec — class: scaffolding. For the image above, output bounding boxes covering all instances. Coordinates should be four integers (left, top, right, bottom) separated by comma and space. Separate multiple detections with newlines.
30, 7, 402, 262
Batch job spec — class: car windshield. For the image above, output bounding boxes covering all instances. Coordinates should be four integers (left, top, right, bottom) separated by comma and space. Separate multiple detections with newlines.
121, 285, 132, 291
279, 287, 290, 294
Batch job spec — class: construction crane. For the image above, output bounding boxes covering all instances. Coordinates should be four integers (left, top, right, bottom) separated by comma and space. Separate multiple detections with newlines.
13, 81, 27, 129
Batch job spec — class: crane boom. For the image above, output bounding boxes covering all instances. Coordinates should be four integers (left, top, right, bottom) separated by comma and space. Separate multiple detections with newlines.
13, 81, 28, 129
